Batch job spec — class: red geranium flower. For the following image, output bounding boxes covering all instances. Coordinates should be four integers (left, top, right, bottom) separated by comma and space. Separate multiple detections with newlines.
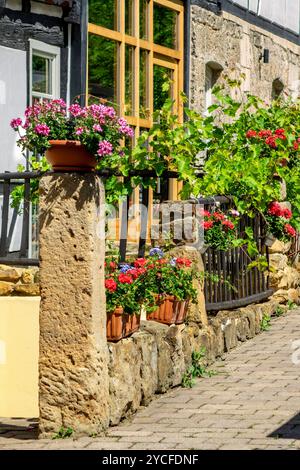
200, 209, 211, 217
268, 202, 283, 217
127, 269, 139, 279
118, 273, 133, 284
284, 224, 296, 238
276, 134, 287, 140
203, 220, 214, 230
294, 142, 299, 151
213, 212, 225, 221
275, 128, 285, 135
265, 136, 277, 148
105, 279, 117, 292
222, 220, 235, 230
176, 258, 192, 267
109, 261, 117, 270
282, 208, 292, 220
175, 257, 191, 267
246, 130, 257, 138
134, 258, 147, 268
258, 130, 272, 138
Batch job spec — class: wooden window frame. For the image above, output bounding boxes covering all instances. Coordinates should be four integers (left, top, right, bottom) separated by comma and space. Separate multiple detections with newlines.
88, 0, 184, 225
88, 0, 184, 135
29, 39, 61, 104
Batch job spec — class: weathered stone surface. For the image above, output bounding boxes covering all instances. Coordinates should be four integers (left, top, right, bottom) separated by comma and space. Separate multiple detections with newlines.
0, 265, 40, 295
278, 267, 300, 289
268, 239, 292, 254
13, 283, 40, 296
0, 281, 15, 296
133, 329, 158, 406
165, 325, 186, 386
38, 174, 109, 438
190, 4, 300, 113
240, 307, 257, 338
269, 253, 288, 271
0, 266, 21, 283
272, 288, 300, 304
108, 338, 142, 426
21, 269, 35, 285
142, 321, 174, 393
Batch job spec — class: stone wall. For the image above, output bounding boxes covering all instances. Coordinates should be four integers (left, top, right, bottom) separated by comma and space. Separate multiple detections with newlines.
190, 1, 300, 111
107, 298, 282, 426
0, 264, 39, 296
269, 240, 300, 304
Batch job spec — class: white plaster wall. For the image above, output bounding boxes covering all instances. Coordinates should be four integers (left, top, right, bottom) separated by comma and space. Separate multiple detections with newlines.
0, 45, 27, 172
30, 1, 62, 17
233, 0, 300, 34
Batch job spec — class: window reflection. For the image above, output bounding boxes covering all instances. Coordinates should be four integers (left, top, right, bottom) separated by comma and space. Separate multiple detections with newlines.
89, 0, 118, 30
154, 4, 177, 49
140, 0, 148, 39
88, 34, 117, 105
32, 55, 52, 94
153, 64, 173, 111
140, 49, 150, 118
125, 45, 135, 115
125, 0, 134, 36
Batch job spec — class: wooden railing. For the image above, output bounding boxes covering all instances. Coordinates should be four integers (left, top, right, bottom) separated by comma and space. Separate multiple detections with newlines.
0, 171, 273, 311
200, 196, 273, 311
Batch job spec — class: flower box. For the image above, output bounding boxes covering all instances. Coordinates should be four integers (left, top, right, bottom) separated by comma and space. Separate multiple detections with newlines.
107, 307, 141, 342
146, 295, 189, 326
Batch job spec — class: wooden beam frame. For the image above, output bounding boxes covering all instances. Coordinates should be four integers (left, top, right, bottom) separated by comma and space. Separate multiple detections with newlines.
88, 0, 184, 201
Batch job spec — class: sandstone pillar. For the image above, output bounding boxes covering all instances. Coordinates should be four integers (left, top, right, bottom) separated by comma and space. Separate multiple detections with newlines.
38, 174, 109, 438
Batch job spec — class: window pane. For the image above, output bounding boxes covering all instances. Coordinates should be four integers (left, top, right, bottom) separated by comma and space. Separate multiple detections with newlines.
153, 64, 173, 111
140, 49, 150, 119
125, 45, 134, 115
88, 34, 117, 105
139, 0, 148, 39
153, 4, 177, 49
125, 0, 134, 36
32, 55, 52, 94
89, 0, 118, 31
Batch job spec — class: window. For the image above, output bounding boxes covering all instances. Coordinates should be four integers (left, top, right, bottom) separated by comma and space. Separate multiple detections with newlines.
88, 0, 184, 215
272, 78, 284, 100
88, 0, 184, 139
29, 40, 60, 104
205, 62, 223, 113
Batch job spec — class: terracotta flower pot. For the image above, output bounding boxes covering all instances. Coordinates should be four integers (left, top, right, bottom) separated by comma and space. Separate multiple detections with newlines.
147, 295, 189, 326
123, 313, 141, 338
45, 140, 97, 172
107, 308, 141, 342
174, 299, 190, 324
107, 307, 124, 342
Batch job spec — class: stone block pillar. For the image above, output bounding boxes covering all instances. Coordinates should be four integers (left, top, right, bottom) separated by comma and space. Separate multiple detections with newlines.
38, 174, 109, 438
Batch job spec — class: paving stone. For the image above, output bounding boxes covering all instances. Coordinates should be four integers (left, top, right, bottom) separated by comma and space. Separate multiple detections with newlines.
2, 309, 300, 450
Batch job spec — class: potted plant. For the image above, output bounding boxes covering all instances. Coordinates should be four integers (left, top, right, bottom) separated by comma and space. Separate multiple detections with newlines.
105, 260, 145, 342
141, 249, 198, 325
265, 201, 296, 244
10, 100, 133, 172
202, 209, 239, 251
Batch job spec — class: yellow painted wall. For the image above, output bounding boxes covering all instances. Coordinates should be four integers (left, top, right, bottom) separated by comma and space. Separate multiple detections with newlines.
0, 297, 39, 418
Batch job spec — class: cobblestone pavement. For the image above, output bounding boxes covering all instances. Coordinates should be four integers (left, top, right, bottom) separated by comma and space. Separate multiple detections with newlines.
2, 309, 300, 450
